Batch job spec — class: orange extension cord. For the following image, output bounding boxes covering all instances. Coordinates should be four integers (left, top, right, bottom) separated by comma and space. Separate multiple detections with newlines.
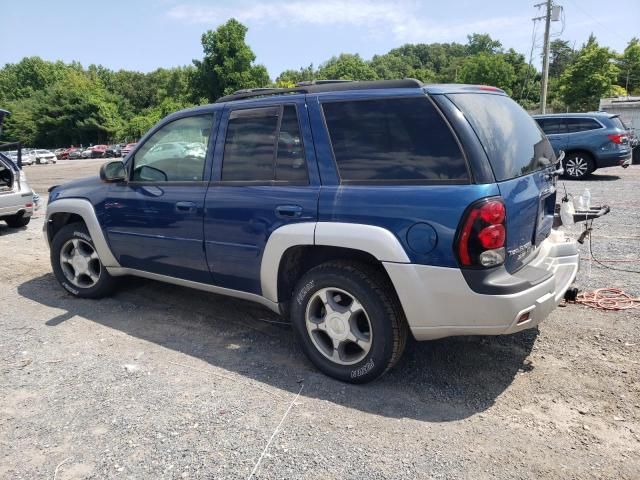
575, 288, 640, 311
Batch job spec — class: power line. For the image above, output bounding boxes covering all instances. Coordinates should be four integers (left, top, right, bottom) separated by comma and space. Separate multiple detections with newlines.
564, 0, 630, 44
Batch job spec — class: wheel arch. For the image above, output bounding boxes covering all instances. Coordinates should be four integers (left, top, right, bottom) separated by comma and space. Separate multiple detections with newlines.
261, 222, 410, 305
45, 198, 120, 267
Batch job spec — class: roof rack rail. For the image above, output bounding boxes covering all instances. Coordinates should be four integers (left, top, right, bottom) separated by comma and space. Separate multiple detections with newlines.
296, 79, 353, 86
214, 78, 424, 104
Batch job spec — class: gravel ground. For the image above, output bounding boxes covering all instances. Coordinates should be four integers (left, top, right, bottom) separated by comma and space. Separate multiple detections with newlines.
1, 160, 639, 479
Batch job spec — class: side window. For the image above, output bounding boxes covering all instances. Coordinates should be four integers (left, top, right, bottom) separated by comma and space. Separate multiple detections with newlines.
222, 105, 308, 183
276, 106, 307, 181
536, 118, 567, 135
132, 114, 214, 182
322, 97, 468, 182
566, 118, 601, 133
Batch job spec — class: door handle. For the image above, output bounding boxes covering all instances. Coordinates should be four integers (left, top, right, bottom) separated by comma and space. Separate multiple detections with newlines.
175, 201, 196, 213
275, 204, 303, 219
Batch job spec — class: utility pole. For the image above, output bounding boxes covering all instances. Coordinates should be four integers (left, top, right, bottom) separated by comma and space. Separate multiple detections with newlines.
539, 0, 552, 114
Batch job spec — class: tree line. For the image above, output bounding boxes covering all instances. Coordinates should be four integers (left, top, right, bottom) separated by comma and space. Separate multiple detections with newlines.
1, 19, 638, 148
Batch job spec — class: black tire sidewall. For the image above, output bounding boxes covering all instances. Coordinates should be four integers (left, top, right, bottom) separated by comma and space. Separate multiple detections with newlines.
291, 267, 396, 383
5, 214, 30, 228
50, 223, 115, 298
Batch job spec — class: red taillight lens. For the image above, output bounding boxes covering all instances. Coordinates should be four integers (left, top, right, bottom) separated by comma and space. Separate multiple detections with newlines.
456, 198, 506, 268
478, 224, 505, 249
479, 201, 505, 224
608, 133, 627, 144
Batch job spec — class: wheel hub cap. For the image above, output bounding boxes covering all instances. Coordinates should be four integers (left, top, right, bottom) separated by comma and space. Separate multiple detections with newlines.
327, 315, 348, 340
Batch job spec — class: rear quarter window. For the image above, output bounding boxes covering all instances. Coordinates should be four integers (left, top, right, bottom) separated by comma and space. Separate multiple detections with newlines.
565, 118, 602, 133
322, 97, 468, 183
448, 93, 555, 181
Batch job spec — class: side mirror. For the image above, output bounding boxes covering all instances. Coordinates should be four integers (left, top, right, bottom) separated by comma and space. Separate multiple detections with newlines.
100, 160, 127, 183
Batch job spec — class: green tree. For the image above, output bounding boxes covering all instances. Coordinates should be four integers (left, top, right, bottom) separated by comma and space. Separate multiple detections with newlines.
275, 64, 315, 87
459, 54, 516, 94
34, 70, 122, 146
549, 39, 576, 78
619, 37, 640, 94
316, 54, 378, 81
192, 19, 270, 102
0, 56, 68, 102
466, 33, 503, 55
559, 35, 620, 111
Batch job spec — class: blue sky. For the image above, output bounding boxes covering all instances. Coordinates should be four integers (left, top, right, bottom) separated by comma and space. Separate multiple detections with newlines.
2, 0, 638, 78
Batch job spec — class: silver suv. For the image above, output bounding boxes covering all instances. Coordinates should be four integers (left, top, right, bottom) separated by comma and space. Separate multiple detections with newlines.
0, 152, 34, 227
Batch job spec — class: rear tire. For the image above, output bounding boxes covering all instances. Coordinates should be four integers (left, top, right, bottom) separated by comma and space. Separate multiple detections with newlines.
290, 261, 408, 383
4, 214, 30, 228
562, 152, 594, 179
50, 223, 117, 298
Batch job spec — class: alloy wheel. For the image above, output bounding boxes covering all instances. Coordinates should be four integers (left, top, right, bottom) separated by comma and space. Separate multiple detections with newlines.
305, 287, 372, 365
59, 238, 101, 288
565, 156, 589, 178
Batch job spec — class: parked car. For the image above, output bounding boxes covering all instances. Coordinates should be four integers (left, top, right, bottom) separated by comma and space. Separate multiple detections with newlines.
67, 148, 84, 160
45, 80, 579, 383
54, 148, 67, 158
91, 145, 108, 158
20, 149, 36, 166
57, 147, 78, 160
33, 149, 57, 164
121, 143, 137, 157
106, 144, 123, 157
533, 112, 633, 179
0, 152, 34, 227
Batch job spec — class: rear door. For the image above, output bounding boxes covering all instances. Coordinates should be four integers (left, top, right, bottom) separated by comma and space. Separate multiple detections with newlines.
447, 93, 557, 273
204, 99, 319, 295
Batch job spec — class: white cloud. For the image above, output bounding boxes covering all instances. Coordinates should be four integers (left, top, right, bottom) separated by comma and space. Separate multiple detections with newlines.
166, 0, 527, 44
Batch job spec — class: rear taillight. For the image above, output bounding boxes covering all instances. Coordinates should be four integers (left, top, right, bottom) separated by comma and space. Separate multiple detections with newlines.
456, 198, 506, 268
608, 133, 628, 145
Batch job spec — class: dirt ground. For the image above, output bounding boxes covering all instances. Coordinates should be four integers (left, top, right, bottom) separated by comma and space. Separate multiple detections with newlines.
1, 159, 639, 479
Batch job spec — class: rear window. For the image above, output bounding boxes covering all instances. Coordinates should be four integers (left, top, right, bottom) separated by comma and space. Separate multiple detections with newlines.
609, 116, 626, 130
448, 93, 555, 181
322, 97, 468, 182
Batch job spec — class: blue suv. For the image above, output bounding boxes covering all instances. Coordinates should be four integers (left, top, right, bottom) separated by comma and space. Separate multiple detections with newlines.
533, 112, 633, 179
45, 80, 579, 383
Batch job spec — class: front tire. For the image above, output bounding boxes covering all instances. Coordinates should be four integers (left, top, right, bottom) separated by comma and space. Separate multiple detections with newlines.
4, 214, 30, 228
563, 152, 594, 179
291, 261, 408, 383
50, 223, 117, 298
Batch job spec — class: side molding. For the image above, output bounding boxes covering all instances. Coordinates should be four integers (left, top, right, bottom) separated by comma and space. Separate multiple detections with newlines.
107, 267, 281, 314
260, 222, 315, 303
45, 198, 121, 268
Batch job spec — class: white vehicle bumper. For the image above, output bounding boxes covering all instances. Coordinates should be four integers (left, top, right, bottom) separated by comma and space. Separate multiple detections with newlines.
384, 230, 579, 341
0, 193, 34, 218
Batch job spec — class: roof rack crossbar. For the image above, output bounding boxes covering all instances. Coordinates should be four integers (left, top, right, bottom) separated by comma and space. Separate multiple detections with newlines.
214, 78, 424, 103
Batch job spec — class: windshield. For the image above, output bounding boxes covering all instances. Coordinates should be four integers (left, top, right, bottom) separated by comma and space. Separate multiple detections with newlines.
447, 93, 556, 181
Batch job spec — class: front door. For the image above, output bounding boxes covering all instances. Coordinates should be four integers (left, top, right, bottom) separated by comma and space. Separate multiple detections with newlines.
204, 100, 320, 295
104, 113, 217, 283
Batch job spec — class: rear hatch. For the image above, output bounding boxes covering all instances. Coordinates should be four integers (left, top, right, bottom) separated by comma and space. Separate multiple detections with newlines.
447, 92, 558, 273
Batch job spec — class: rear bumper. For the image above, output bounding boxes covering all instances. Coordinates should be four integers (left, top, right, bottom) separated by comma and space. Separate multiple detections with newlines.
0, 193, 34, 218
596, 152, 632, 168
384, 230, 579, 341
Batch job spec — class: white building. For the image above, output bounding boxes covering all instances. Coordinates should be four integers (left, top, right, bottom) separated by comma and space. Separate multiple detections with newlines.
599, 96, 640, 135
